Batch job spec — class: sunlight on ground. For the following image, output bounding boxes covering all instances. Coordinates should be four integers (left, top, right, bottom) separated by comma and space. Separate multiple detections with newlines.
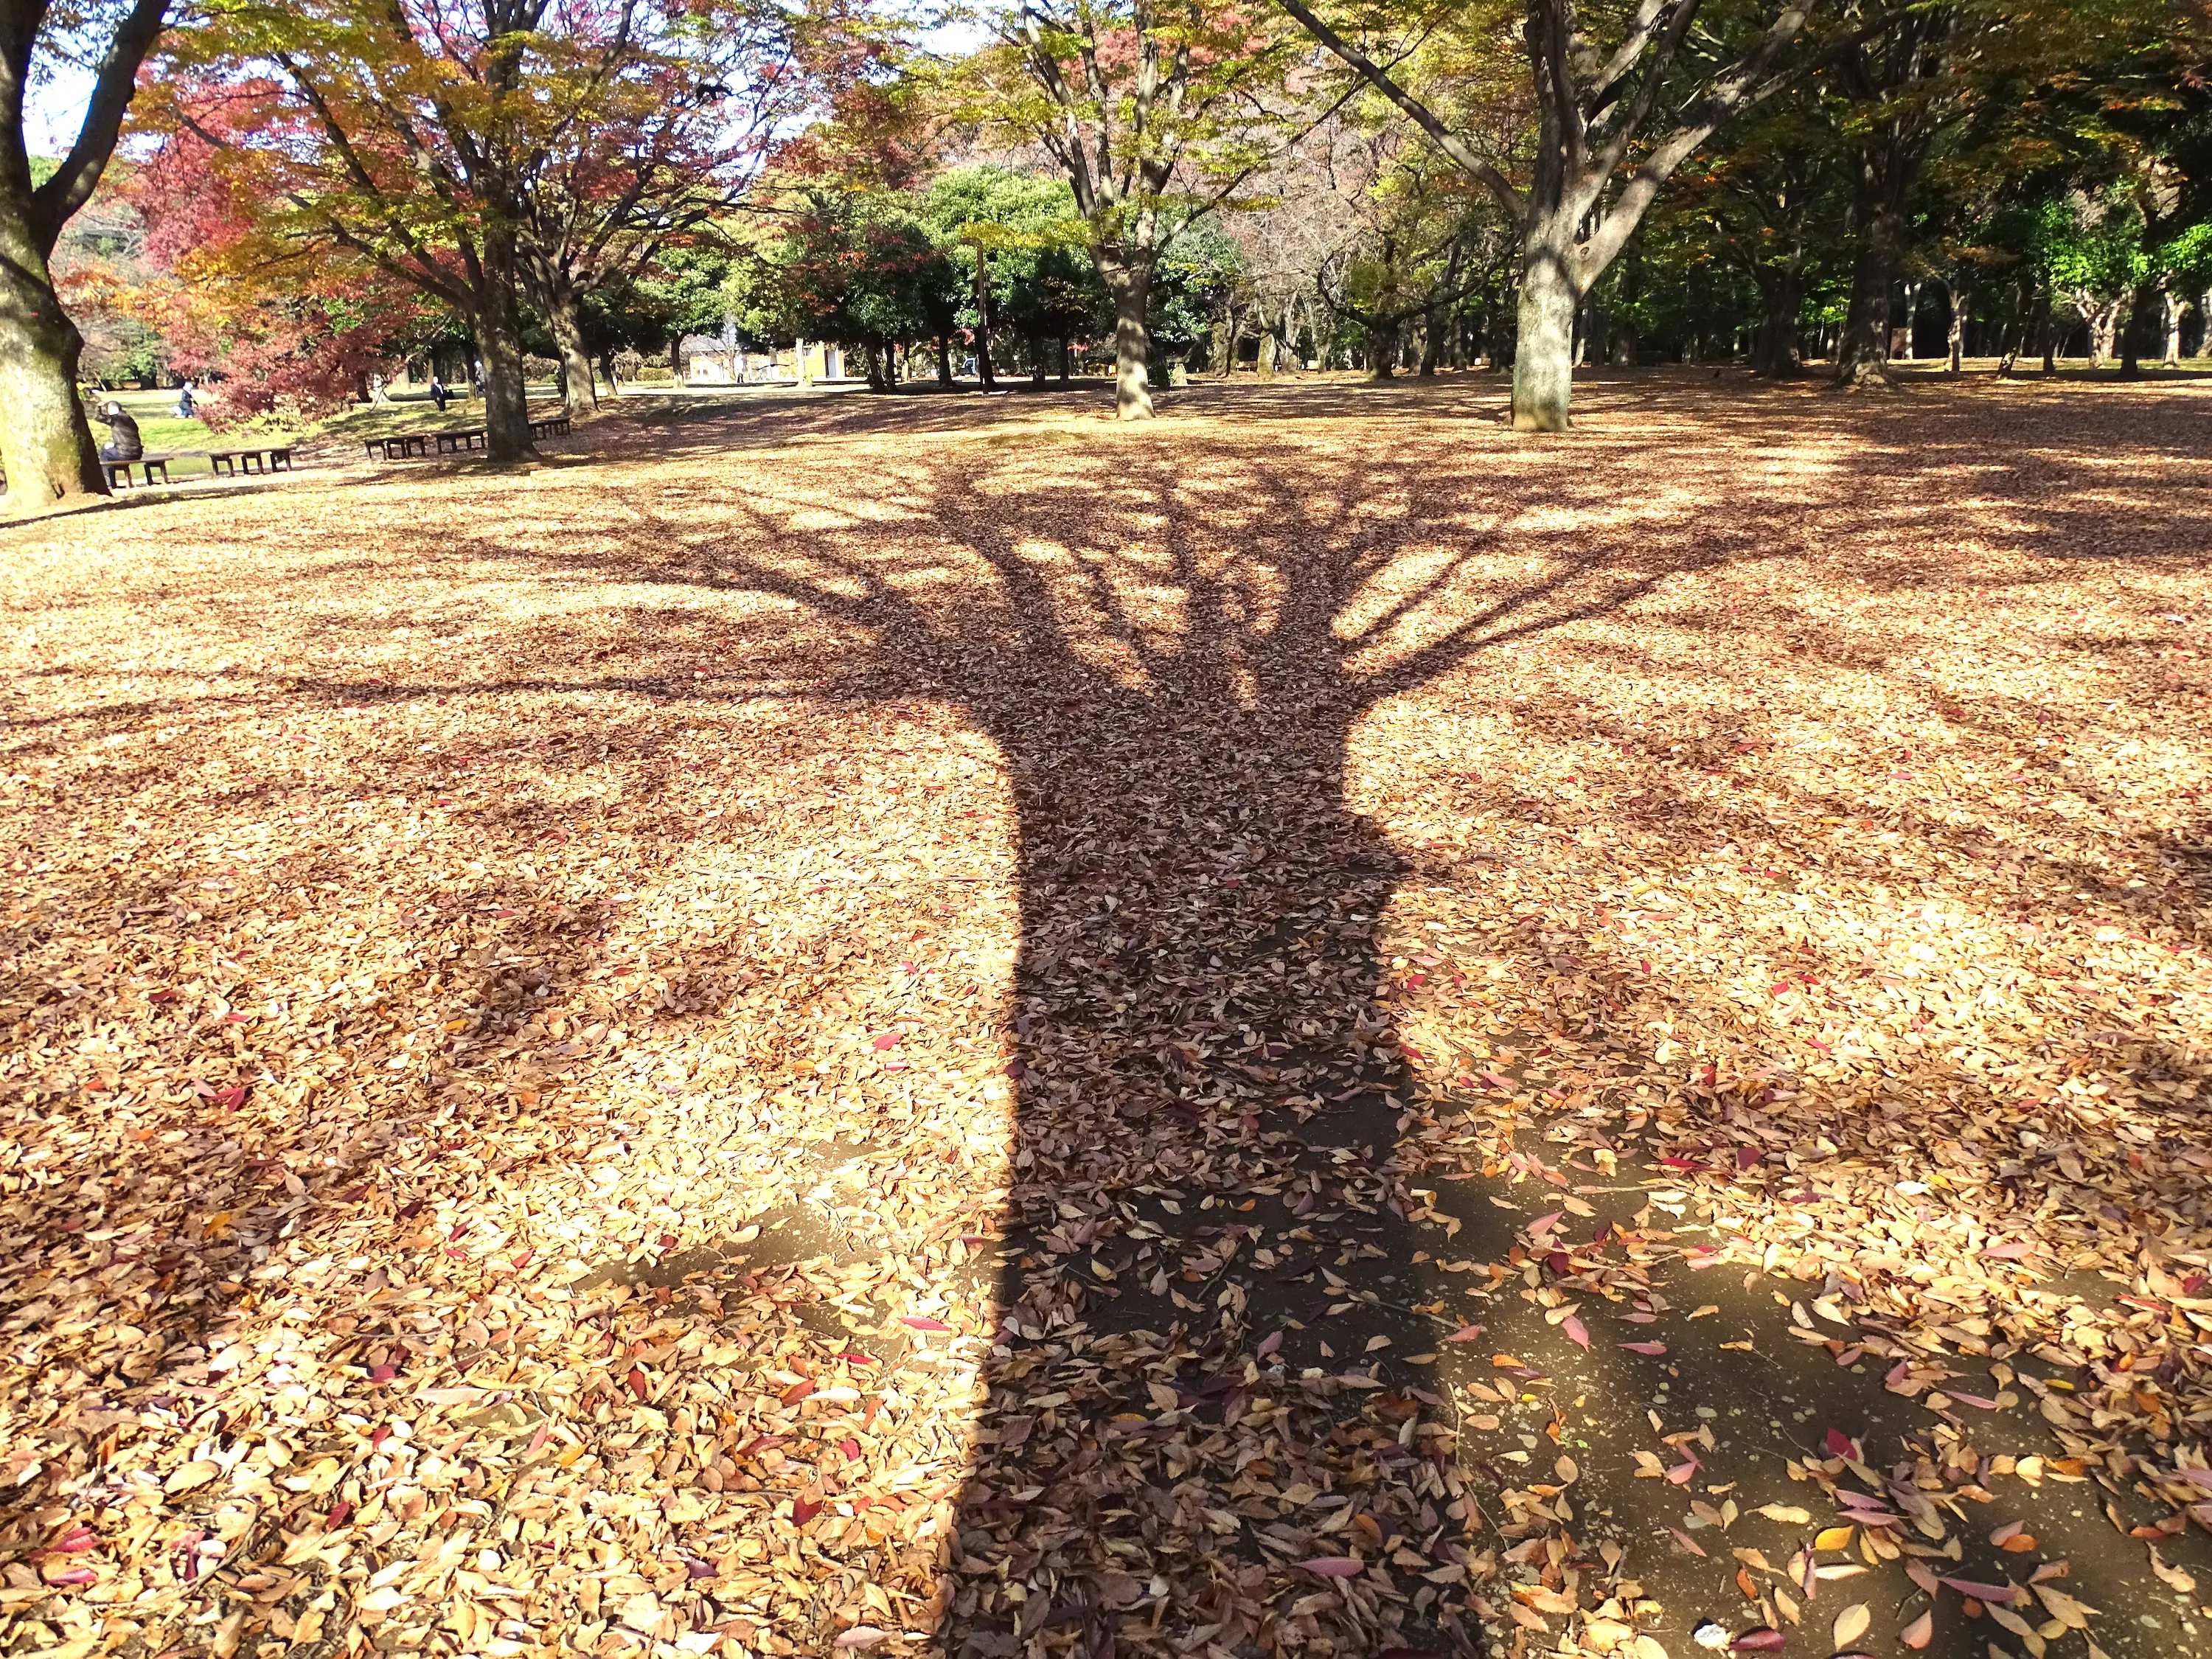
4, 375, 2209, 1659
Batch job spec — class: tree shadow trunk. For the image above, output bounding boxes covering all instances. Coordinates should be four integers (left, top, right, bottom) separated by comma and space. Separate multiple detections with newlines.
937, 591, 1476, 1654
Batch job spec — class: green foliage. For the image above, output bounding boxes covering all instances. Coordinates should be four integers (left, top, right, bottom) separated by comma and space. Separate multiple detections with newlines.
2032, 192, 2146, 302
922, 164, 1102, 342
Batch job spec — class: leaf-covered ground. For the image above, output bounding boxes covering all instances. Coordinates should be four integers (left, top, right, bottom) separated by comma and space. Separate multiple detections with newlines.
4, 373, 2209, 1659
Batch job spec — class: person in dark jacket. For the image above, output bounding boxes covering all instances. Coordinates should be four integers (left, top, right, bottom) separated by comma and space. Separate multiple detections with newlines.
429, 375, 450, 412
91, 400, 142, 462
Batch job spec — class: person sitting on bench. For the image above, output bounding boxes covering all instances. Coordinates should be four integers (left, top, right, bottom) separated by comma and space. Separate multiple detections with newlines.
91, 400, 143, 463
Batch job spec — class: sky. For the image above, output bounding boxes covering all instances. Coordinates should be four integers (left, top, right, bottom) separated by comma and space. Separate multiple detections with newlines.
24, 62, 97, 156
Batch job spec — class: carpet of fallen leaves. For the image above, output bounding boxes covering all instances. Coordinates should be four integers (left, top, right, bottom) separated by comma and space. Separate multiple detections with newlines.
4, 371, 2210, 1659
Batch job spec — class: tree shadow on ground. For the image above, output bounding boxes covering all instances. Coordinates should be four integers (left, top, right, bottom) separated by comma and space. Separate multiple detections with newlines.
4, 376, 2210, 1659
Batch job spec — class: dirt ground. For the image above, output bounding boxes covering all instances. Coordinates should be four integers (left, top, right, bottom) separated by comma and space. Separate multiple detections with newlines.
4, 372, 2210, 1659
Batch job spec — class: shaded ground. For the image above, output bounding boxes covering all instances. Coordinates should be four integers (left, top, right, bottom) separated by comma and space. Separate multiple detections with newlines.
2, 372, 2209, 1659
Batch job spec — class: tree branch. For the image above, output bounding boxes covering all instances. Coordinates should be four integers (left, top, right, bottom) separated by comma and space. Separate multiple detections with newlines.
29, 0, 170, 254
1273, 0, 1526, 223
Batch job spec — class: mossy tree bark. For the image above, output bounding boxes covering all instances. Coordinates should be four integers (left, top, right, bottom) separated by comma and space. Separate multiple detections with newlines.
0, 0, 171, 512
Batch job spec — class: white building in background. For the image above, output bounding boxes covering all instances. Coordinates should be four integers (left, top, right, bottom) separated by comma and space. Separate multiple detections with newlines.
678, 336, 842, 385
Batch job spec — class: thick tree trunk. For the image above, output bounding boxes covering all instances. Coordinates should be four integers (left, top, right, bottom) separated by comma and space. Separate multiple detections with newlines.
1945, 282, 1966, 374
1512, 226, 1578, 431
1100, 254, 1155, 420
539, 274, 598, 418
936, 333, 954, 387
0, 206, 105, 510
1368, 317, 1399, 380
471, 225, 535, 464
1753, 265, 1803, 375
1836, 200, 1904, 389
1030, 328, 1046, 389
1059, 337, 1071, 385
2163, 289, 2184, 367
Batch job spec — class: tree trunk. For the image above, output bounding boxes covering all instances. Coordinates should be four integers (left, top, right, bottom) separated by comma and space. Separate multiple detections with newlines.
936, 333, 954, 386
2163, 289, 2184, 366
1836, 198, 1904, 389
471, 223, 535, 463
970, 258, 997, 392
1059, 337, 1071, 384
1031, 327, 1047, 388
1752, 265, 1803, 375
1100, 253, 1155, 420
2199, 288, 2212, 358
0, 203, 105, 510
539, 273, 598, 418
1368, 316, 1399, 380
1899, 279, 1919, 360
1512, 221, 1578, 431
1945, 282, 1966, 374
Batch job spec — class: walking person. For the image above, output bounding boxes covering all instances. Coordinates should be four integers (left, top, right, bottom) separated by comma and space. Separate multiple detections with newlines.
175, 380, 196, 420
429, 375, 450, 413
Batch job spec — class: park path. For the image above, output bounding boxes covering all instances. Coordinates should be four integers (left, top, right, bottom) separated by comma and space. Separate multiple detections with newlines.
1, 374, 2208, 1659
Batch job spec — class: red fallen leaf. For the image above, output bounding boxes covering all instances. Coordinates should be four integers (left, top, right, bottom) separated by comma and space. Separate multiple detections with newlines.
872, 1032, 900, 1050
1736, 1147, 1761, 1170
1940, 1577, 2016, 1604
1666, 1461, 1699, 1484
1823, 1427, 1857, 1459
1621, 1341, 1669, 1356
1899, 1609, 1934, 1649
835, 1352, 878, 1366
1659, 1155, 1700, 1169
1546, 1251, 1573, 1276
1562, 1315, 1590, 1349
839, 1438, 860, 1459
325, 1500, 352, 1527
1981, 1240, 2034, 1259
369, 1365, 397, 1384
43, 1567, 97, 1587
791, 1497, 822, 1526
1443, 1324, 1486, 1343
214, 1085, 246, 1110
1946, 1390, 2001, 1409
510, 1247, 533, 1267
370, 1425, 391, 1450
658, 1232, 677, 1249
901, 1316, 952, 1332
1296, 1557, 1367, 1577
781, 1380, 816, 1405
54, 1528, 95, 1554
1256, 1329, 1284, 1358
1732, 1629, 1786, 1653
1480, 1071, 1513, 1091
1669, 1528, 1708, 1557
626, 1366, 650, 1399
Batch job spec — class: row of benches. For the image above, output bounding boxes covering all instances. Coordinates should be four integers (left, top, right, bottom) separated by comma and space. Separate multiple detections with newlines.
91, 414, 572, 489
102, 444, 296, 489
363, 415, 571, 461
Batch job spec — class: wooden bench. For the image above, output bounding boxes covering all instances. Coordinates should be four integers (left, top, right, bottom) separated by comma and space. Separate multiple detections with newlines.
364, 416, 570, 462
103, 455, 170, 488
207, 445, 294, 476
103, 446, 299, 487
